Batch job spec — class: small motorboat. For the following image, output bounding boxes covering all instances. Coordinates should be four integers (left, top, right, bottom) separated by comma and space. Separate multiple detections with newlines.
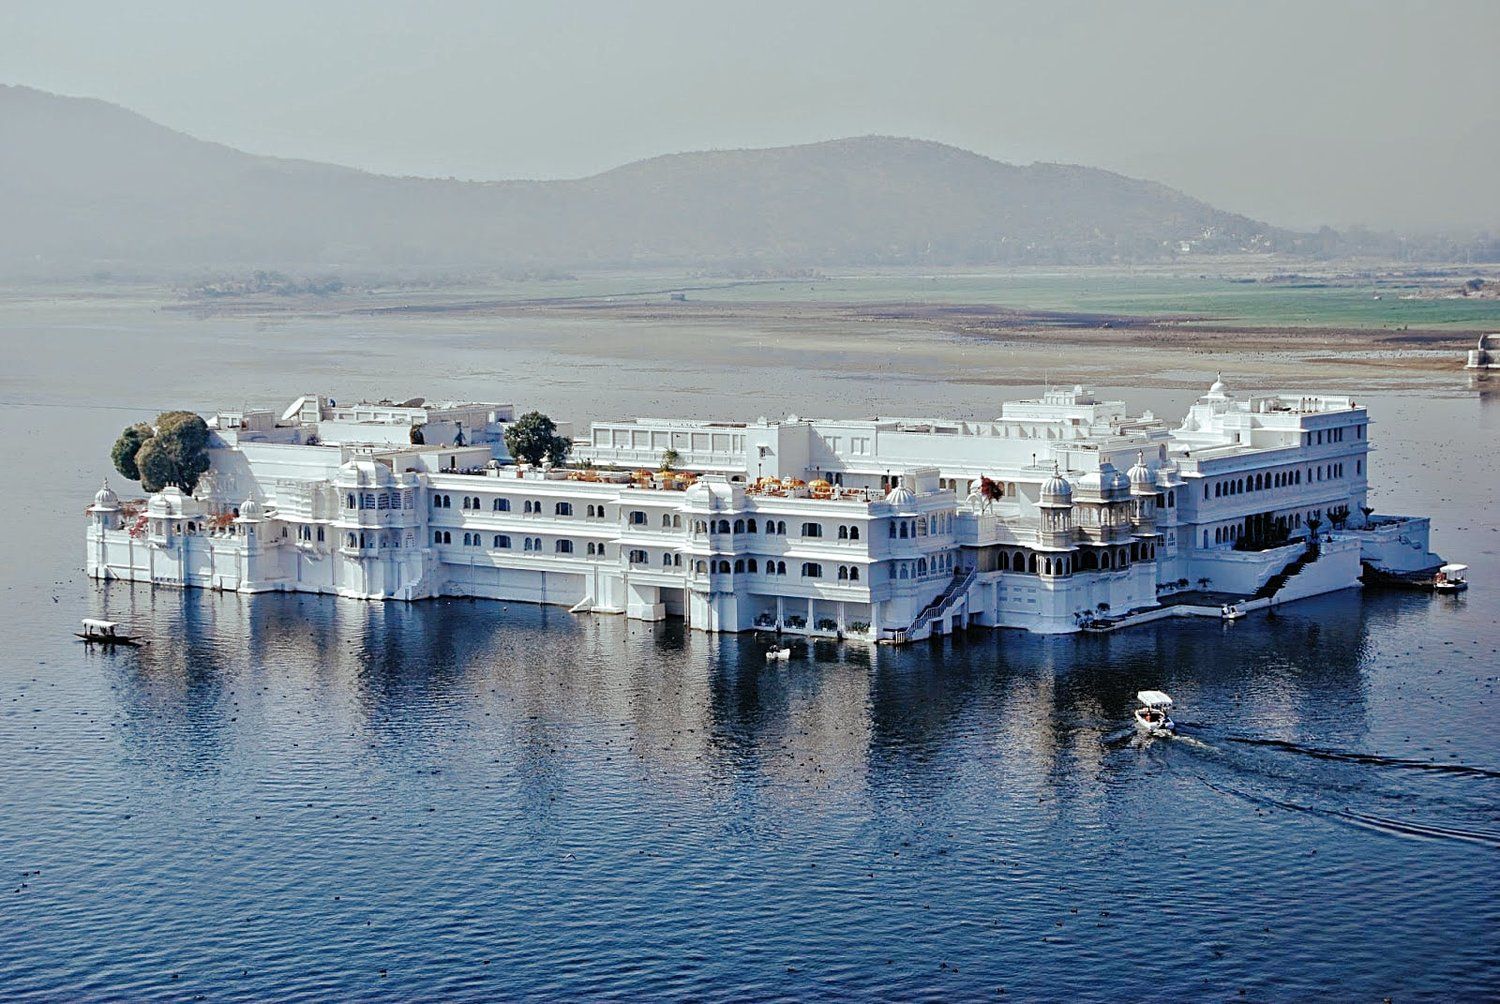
1221, 603, 1246, 621
75, 618, 143, 646
765, 647, 792, 662
1433, 563, 1468, 594
1133, 690, 1174, 735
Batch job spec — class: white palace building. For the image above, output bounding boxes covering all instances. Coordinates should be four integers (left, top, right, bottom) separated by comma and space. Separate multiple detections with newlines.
85, 380, 1442, 641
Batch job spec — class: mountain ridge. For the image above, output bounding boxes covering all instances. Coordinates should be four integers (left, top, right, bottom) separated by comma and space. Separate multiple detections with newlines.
1, 84, 1286, 274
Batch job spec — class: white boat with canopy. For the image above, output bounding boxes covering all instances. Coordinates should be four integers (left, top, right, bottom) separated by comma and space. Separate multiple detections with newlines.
1434, 564, 1468, 593
76, 618, 142, 646
1133, 690, 1174, 734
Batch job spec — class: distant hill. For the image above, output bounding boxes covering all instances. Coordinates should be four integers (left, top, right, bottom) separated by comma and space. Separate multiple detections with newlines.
1, 84, 1289, 275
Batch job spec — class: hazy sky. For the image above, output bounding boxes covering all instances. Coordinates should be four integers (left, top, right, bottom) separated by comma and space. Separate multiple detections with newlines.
5, 0, 1497, 231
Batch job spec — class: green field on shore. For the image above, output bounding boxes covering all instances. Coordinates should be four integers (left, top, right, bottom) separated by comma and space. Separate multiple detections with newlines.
692, 271, 1500, 331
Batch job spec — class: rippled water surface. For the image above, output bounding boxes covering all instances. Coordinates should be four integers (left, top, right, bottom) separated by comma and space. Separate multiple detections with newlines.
2, 296, 1498, 1000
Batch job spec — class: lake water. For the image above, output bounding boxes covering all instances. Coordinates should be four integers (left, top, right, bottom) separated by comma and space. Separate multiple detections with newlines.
2, 294, 1497, 1000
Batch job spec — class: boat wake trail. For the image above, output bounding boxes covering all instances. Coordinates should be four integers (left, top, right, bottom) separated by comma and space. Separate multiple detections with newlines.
1200, 778, 1500, 849
1220, 735, 1500, 780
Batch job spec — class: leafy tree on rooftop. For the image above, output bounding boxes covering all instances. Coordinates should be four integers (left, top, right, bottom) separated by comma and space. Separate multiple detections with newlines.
108, 411, 212, 494
504, 411, 571, 466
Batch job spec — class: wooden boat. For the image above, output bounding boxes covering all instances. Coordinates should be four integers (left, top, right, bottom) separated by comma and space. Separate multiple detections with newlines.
1133, 690, 1175, 735
76, 618, 143, 646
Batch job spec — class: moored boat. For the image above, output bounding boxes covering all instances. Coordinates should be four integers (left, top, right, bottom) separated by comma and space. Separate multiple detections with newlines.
1433, 564, 1468, 593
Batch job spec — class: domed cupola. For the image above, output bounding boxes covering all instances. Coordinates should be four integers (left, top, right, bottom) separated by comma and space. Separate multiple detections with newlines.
237, 497, 264, 521
1127, 451, 1154, 492
884, 484, 916, 508
92, 480, 119, 510
1040, 465, 1072, 504
1204, 372, 1232, 400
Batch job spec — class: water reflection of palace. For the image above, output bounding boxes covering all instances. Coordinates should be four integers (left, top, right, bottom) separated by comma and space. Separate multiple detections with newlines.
94, 581, 1374, 793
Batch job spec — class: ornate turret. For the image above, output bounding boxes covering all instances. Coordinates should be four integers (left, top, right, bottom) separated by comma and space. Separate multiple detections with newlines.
1126, 451, 1157, 533
1035, 463, 1075, 551
88, 480, 122, 530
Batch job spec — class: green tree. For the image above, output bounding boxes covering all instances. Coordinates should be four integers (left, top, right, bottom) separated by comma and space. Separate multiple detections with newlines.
153, 411, 212, 493
112, 411, 212, 493
135, 438, 177, 493
504, 411, 571, 466
110, 422, 153, 481
409, 424, 425, 445
660, 447, 680, 471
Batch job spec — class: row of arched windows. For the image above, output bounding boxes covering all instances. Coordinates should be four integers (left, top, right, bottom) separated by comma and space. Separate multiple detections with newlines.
888, 514, 952, 539
347, 491, 411, 511
436, 531, 582, 554
434, 494, 605, 515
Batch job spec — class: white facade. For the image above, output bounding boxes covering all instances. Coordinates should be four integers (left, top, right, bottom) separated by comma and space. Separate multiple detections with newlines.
86, 381, 1442, 641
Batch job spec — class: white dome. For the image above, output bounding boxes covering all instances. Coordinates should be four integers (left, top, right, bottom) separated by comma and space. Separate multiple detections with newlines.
238, 497, 264, 520
1040, 468, 1072, 503
884, 485, 916, 507
1127, 451, 1153, 488
92, 480, 118, 509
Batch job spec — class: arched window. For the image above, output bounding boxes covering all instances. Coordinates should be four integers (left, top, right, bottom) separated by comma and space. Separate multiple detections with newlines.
899, 523, 908, 539
734, 519, 745, 534
889, 522, 897, 538
838, 565, 849, 580
673, 554, 682, 566
662, 552, 673, 566
348, 493, 357, 509
918, 558, 927, 576
747, 558, 758, 573
746, 518, 756, 533
734, 559, 745, 572
716, 560, 730, 573
661, 513, 672, 527
776, 561, 787, 575
849, 566, 860, 582
838, 525, 849, 540
849, 525, 860, 541
898, 564, 909, 579
523, 538, 533, 551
